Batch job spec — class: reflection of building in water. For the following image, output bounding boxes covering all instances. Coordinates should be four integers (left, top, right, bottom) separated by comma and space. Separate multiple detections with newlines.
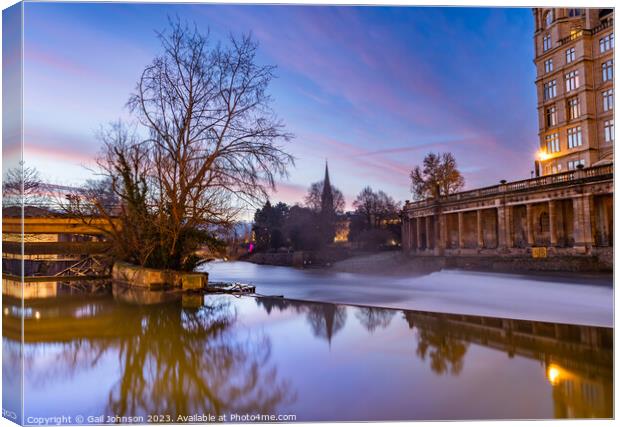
403, 310, 612, 418
547, 362, 612, 418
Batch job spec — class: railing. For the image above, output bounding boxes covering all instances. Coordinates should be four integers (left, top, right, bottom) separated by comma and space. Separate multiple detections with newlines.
557, 18, 613, 46
405, 164, 613, 210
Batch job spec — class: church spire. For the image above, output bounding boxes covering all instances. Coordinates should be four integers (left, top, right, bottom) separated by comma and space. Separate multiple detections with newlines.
321, 161, 334, 215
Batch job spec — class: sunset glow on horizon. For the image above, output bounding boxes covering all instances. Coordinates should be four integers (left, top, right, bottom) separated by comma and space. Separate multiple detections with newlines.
19, 3, 539, 212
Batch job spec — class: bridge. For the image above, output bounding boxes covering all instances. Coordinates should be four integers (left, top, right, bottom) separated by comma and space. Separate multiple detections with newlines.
2, 214, 118, 286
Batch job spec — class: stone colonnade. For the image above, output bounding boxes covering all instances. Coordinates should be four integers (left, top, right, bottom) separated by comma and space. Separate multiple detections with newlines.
403, 194, 613, 255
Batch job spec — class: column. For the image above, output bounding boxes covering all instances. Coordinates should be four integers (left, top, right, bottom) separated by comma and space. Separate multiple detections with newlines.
433, 215, 442, 255
401, 218, 408, 250
526, 204, 535, 246
409, 218, 417, 250
416, 217, 423, 250
438, 214, 448, 251
505, 205, 514, 249
548, 200, 558, 247
457, 212, 465, 249
573, 195, 594, 251
476, 209, 484, 248
425, 216, 431, 250
497, 206, 507, 249
598, 198, 610, 246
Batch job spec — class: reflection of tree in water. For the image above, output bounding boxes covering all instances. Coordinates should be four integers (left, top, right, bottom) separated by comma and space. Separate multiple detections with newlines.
108, 298, 293, 417
306, 304, 347, 345
256, 298, 346, 345
403, 311, 468, 376
355, 307, 395, 333
9, 296, 294, 418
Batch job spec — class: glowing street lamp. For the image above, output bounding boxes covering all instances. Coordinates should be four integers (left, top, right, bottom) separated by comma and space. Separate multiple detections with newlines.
537, 150, 550, 161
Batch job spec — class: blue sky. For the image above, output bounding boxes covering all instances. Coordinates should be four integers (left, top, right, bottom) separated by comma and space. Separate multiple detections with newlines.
18, 3, 539, 210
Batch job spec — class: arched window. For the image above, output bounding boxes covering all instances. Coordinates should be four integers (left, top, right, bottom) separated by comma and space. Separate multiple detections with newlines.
545, 10, 554, 27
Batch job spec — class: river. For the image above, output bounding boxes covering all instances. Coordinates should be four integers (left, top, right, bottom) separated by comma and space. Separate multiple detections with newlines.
2, 262, 613, 422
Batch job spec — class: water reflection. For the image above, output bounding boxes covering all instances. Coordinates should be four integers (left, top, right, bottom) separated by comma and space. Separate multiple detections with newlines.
355, 307, 395, 334
255, 298, 347, 344
6, 290, 293, 419
3, 289, 613, 421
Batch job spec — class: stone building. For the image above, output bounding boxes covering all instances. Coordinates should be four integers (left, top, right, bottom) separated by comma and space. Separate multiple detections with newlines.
401, 9, 613, 265
533, 8, 614, 175
401, 165, 612, 258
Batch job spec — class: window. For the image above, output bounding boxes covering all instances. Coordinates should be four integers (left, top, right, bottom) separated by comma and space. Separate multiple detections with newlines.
545, 133, 560, 153
602, 89, 613, 111
602, 60, 613, 82
544, 59, 553, 73
567, 127, 582, 148
546, 106, 557, 127
566, 47, 575, 63
568, 97, 580, 119
544, 80, 557, 100
545, 11, 553, 27
568, 9, 584, 17
565, 70, 580, 92
568, 159, 585, 170
599, 33, 614, 53
569, 28, 583, 40
543, 34, 552, 51
604, 120, 614, 143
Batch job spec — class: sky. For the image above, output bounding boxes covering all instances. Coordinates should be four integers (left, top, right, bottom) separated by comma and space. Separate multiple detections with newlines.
16, 3, 539, 213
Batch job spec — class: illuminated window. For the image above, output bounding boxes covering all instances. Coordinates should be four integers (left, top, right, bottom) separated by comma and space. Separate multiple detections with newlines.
599, 33, 614, 53
567, 97, 580, 119
546, 106, 557, 127
565, 70, 579, 92
543, 34, 552, 51
566, 47, 575, 63
602, 60, 613, 82
602, 89, 613, 111
544, 80, 557, 100
604, 120, 614, 143
567, 126, 582, 148
545, 133, 560, 153
544, 59, 553, 73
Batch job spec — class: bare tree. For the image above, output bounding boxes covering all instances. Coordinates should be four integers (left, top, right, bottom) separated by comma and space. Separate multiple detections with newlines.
352, 186, 398, 229
3, 165, 48, 208
410, 152, 464, 200
66, 19, 293, 271
304, 181, 345, 214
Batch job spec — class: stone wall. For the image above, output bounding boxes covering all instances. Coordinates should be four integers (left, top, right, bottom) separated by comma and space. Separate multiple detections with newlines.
112, 262, 208, 290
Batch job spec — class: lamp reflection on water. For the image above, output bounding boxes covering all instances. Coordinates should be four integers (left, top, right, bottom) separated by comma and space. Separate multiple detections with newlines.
547, 364, 561, 385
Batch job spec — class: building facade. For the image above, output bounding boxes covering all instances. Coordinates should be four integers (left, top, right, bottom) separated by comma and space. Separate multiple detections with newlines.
401, 165, 612, 259
534, 8, 614, 175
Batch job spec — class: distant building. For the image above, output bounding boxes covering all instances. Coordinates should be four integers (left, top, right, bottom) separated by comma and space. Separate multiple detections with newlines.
533, 8, 614, 175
